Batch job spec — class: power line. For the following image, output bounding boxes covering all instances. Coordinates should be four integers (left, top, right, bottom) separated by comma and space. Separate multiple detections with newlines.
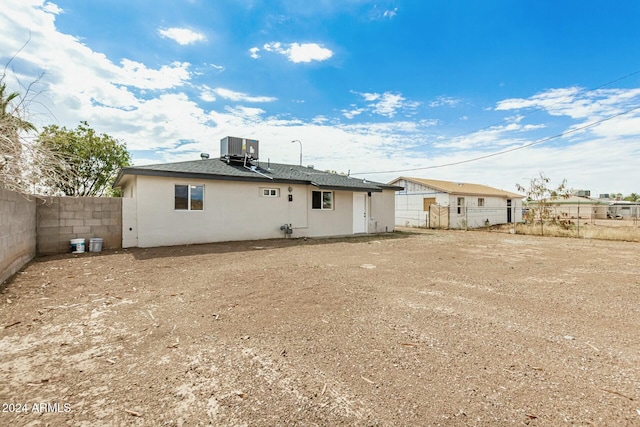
350, 68, 640, 176
351, 104, 640, 175
423, 68, 640, 145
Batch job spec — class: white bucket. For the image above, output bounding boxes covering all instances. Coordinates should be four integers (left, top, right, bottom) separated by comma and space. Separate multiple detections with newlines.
89, 238, 103, 253
70, 238, 85, 254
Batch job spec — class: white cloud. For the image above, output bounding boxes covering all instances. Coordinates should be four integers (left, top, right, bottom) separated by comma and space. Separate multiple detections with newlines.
342, 106, 365, 119
199, 85, 216, 102
435, 114, 547, 150
383, 8, 398, 18
372, 92, 405, 117
496, 86, 640, 143
351, 91, 421, 118
361, 92, 381, 102
118, 59, 191, 90
213, 88, 276, 103
263, 42, 333, 63
288, 43, 333, 63
157, 27, 206, 45
249, 47, 260, 59
41, 1, 63, 14
496, 87, 640, 120
429, 96, 461, 108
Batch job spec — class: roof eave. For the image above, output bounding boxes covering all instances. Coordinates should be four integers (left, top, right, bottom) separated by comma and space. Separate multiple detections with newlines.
310, 182, 383, 192
115, 168, 312, 186
114, 167, 394, 192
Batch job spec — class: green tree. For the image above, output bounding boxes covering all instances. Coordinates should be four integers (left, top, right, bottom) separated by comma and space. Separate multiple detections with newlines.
37, 121, 132, 196
516, 172, 571, 236
623, 193, 640, 202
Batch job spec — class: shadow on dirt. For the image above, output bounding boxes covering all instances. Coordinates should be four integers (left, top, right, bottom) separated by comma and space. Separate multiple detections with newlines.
29, 231, 418, 264
127, 231, 417, 261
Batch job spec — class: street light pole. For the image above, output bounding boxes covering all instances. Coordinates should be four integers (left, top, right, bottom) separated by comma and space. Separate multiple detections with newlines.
291, 140, 302, 166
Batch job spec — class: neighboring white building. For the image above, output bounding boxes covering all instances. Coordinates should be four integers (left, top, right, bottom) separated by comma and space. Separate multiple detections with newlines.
608, 201, 640, 219
596, 194, 640, 219
390, 177, 523, 229
114, 138, 401, 248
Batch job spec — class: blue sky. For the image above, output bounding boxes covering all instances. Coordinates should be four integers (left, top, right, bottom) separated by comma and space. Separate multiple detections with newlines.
2, 1, 640, 196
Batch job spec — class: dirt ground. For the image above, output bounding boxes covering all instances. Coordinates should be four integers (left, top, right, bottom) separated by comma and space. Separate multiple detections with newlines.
1, 229, 639, 426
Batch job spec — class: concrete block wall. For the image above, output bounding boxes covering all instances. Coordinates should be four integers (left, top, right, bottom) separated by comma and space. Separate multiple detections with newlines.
36, 196, 122, 255
0, 189, 36, 284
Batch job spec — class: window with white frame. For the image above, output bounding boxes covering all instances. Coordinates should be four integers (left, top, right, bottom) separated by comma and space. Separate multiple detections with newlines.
457, 197, 465, 214
312, 190, 333, 210
478, 198, 485, 207
261, 188, 280, 197
175, 184, 204, 210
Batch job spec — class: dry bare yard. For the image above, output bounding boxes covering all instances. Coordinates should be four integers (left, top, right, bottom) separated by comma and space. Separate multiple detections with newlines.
1, 230, 639, 426
513, 218, 640, 241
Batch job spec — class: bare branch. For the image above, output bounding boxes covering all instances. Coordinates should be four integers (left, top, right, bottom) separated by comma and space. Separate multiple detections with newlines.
1, 47, 76, 195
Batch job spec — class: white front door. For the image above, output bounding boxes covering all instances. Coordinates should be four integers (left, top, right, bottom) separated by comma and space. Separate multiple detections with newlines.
352, 193, 367, 233
122, 198, 138, 248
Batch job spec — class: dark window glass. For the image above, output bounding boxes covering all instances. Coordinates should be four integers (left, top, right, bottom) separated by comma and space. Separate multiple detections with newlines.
175, 185, 188, 210
457, 197, 465, 214
312, 191, 333, 210
312, 191, 322, 209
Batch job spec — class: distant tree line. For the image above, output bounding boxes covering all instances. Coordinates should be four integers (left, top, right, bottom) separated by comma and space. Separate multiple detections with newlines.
606, 193, 640, 202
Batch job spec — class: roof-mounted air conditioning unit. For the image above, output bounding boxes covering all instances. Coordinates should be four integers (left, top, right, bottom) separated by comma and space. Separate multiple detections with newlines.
220, 136, 259, 161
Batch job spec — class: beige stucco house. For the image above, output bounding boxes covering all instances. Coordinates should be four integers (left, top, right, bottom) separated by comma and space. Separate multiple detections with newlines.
390, 176, 523, 229
114, 148, 401, 248
529, 195, 610, 220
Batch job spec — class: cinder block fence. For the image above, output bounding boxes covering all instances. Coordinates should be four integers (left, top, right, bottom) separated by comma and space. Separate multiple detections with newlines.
1, 189, 36, 285
36, 196, 122, 255
1, 188, 122, 284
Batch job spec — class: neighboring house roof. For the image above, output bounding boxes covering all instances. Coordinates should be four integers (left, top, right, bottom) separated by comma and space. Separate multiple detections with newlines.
114, 158, 402, 193
609, 201, 640, 205
390, 176, 523, 198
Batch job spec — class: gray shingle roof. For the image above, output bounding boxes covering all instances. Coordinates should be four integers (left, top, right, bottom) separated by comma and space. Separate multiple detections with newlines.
115, 158, 401, 192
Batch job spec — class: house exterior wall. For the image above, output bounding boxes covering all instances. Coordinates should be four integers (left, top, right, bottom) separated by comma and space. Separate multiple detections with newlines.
369, 190, 397, 233
448, 195, 523, 229
395, 192, 449, 227
305, 189, 353, 238
548, 203, 607, 219
124, 175, 391, 248
526, 198, 610, 220
0, 188, 36, 285
608, 203, 639, 219
393, 178, 522, 229
394, 179, 448, 227
129, 176, 295, 247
